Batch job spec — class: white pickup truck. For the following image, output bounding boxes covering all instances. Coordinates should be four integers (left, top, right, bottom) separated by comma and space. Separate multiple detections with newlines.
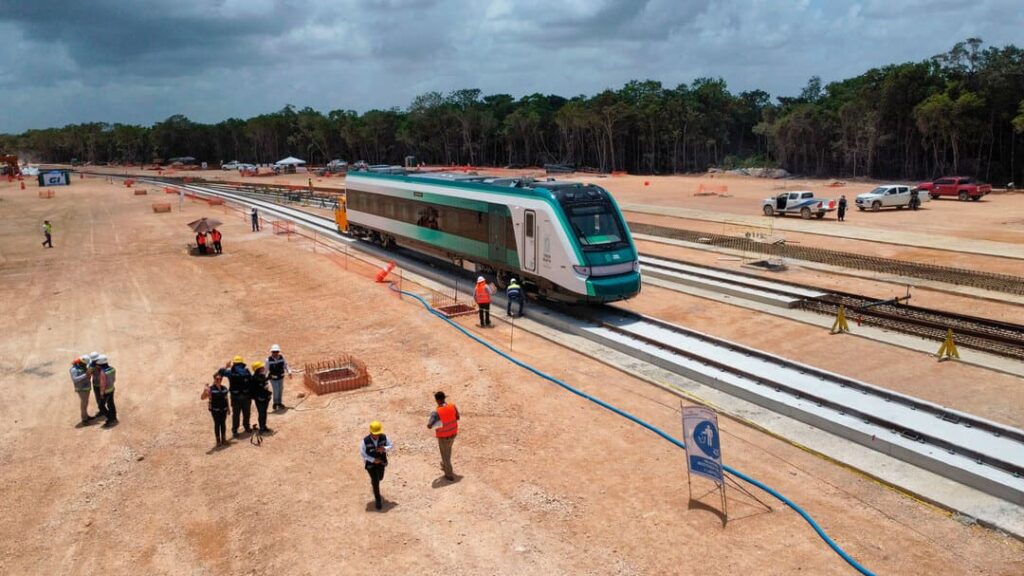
762, 191, 837, 219
855, 185, 929, 211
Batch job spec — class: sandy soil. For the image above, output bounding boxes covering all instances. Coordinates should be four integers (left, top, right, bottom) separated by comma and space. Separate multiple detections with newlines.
575, 173, 1024, 246
2, 176, 1022, 575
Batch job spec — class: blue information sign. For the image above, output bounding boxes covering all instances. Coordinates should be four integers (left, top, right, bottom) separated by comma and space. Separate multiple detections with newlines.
682, 406, 724, 486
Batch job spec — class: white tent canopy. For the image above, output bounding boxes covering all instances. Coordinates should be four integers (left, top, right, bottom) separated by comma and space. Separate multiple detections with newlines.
274, 156, 306, 165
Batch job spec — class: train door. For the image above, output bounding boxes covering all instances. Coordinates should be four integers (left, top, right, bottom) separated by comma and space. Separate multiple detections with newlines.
488, 205, 506, 263
523, 210, 536, 272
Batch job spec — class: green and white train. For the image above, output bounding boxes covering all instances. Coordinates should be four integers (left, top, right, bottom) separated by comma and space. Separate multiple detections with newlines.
335, 171, 642, 303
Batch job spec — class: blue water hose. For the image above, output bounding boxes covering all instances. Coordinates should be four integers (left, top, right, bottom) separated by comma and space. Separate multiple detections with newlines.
393, 285, 875, 576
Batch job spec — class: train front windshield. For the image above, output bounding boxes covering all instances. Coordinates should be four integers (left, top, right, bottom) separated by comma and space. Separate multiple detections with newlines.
566, 203, 627, 249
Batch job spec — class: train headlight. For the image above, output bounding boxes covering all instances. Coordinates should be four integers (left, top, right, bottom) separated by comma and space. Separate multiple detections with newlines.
572, 265, 591, 277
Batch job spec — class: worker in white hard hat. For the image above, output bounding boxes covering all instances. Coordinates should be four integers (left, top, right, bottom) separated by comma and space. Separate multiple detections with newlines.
266, 344, 292, 411
70, 354, 95, 425
506, 277, 524, 318
94, 355, 118, 427
473, 276, 494, 327
88, 352, 108, 420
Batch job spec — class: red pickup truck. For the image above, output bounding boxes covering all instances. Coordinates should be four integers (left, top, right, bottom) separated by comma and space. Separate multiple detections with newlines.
916, 177, 991, 201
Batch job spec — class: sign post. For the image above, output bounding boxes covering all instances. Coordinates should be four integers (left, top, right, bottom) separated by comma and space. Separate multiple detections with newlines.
682, 405, 727, 521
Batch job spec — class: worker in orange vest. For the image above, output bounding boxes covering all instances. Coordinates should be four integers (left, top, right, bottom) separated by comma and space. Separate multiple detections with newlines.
474, 276, 494, 327
196, 232, 208, 255
210, 228, 223, 254
426, 391, 460, 480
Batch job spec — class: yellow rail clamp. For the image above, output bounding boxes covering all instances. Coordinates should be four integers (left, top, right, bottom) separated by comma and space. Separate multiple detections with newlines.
936, 328, 960, 361
830, 304, 850, 335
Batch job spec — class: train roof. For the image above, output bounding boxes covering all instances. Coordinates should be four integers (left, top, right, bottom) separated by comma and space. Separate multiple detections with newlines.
351, 170, 612, 204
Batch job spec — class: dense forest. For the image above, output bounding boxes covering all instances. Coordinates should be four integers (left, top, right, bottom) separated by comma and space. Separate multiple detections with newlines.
4, 39, 1024, 184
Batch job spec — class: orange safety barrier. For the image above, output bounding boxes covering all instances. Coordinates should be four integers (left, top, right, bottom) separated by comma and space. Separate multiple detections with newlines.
20, 181, 26, 190
272, 220, 294, 235
375, 261, 396, 282
124, 179, 134, 187
152, 203, 172, 213
303, 356, 371, 395
38, 190, 55, 199
133, 189, 148, 195
164, 187, 176, 194
696, 183, 729, 196
207, 197, 224, 205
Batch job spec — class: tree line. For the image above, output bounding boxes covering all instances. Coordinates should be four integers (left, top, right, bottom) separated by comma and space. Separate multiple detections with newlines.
3, 39, 1024, 184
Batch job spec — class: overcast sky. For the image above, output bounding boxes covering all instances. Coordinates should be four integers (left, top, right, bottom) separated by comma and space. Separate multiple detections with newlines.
1, 0, 1021, 133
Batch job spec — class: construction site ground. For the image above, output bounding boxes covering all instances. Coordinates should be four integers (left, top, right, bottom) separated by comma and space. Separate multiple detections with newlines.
3, 176, 1023, 575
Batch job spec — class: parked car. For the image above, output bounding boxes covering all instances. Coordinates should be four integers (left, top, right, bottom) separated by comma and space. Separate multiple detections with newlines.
326, 159, 348, 173
222, 161, 241, 170
916, 177, 991, 201
762, 191, 836, 219
855, 185, 930, 211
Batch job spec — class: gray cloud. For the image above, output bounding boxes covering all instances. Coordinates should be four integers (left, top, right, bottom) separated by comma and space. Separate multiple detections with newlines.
1, 0, 1022, 132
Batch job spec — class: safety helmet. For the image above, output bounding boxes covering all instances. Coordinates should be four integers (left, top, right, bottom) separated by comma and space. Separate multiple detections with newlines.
233, 355, 244, 364
252, 361, 265, 371
95, 355, 108, 365
79, 354, 91, 364
476, 276, 485, 283
369, 420, 383, 435
89, 351, 100, 362
270, 344, 281, 353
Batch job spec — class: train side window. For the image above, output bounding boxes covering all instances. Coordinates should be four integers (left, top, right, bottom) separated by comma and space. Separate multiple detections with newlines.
525, 212, 534, 238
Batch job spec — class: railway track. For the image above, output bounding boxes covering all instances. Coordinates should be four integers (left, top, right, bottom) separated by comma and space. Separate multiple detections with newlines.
562, 305, 1024, 504
157, 178, 1024, 506
640, 256, 1024, 360
629, 222, 1024, 296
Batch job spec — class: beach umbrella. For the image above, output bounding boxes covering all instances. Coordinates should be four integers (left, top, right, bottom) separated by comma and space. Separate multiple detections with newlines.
187, 217, 223, 234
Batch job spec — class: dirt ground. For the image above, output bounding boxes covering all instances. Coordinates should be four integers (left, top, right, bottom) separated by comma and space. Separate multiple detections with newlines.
2, 176, 1022, 575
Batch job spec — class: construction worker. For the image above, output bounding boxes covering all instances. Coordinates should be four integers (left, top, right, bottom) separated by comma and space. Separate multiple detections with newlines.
360, 421, 393, 511
70, 354, 94, 425
250, 361, 272, 434
426, 391, 460, 480
42, 220, 53, 248
506, 278, 524, 318
251, 207, 260, 232
267, 344, 292, 411
210, 228, 223, 254
201, 373, 231, 446
837, 195, 848, 222
474, 276, 494, 327
88, 351, 108, 420
94, 355, 117, 427
220, 356, 252, 436
196, 232, 208, 255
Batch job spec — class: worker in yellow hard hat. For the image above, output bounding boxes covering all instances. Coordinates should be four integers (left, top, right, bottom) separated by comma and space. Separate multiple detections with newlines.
218, 356, 252, 436
250, 361, 273, 434
360, 420, 393, 510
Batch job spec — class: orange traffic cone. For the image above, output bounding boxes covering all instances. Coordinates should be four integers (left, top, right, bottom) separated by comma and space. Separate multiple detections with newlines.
21, 181, 26, 190
375, 261, 396, 282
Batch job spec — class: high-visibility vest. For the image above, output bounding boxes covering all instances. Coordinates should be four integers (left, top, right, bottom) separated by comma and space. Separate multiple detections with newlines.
211, 229, 222, 242
196, 234, 206, 245
435, 403, 458, 438
474, 283, 491, 304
